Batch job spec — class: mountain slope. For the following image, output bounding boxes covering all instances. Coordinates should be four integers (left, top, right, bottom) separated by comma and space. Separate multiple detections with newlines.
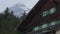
9, 3, 30, 17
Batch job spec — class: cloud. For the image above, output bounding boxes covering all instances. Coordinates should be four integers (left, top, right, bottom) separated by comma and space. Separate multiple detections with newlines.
0, 0, 38, 12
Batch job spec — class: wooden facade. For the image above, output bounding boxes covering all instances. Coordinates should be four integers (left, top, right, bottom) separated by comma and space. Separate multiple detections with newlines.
16, 0, 60, 34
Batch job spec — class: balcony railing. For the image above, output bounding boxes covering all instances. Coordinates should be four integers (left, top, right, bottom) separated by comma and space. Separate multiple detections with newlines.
26, 24, 60, 34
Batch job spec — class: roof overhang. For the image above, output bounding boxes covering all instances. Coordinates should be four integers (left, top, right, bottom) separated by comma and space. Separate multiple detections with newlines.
16, 0, 48, 32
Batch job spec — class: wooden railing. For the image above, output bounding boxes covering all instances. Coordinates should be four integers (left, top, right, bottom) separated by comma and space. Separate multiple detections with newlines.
26, 24, 60, 34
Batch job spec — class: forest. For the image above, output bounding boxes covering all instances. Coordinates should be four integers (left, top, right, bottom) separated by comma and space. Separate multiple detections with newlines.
0, 8, 26, 34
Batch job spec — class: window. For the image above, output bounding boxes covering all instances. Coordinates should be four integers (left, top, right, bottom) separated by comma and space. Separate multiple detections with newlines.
42, 10, 50, 17
34, 27, 38, 31
50, 7, 56, 14
33, 26, 42, 31
38, 26, 42, 30
42, 24, 48, 28
57, 20, 60, 24
42, 7, 56, 17
50, 20, 60, 25
50, 21, 56, 26
32, 20, 60, 33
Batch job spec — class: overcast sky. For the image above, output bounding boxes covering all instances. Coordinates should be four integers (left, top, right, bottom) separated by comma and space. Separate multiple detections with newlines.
0, 0, 39, 13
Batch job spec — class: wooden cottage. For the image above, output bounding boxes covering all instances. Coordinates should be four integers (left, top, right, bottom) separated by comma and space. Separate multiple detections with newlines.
16, 0, 60, 34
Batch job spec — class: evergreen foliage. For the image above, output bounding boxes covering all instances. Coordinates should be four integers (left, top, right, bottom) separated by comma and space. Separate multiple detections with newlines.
0, 8, 26, 34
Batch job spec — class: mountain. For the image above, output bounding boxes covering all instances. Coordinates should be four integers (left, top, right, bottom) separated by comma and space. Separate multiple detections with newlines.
9, 3, 30, 17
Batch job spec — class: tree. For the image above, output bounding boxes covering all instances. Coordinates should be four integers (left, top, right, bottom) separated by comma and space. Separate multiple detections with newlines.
21, 11, 26, 19
23, 11, 26, 17
10, 11, 14, 15
4, 8, 9, 18
0, 8, 20, 34
0, 7, 27, 34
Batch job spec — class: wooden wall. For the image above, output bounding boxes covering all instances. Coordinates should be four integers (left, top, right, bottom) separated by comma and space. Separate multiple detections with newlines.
26, 0, 54, 33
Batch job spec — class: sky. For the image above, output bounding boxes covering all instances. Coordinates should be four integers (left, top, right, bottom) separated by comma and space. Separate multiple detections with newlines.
0, 0, 39, 13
